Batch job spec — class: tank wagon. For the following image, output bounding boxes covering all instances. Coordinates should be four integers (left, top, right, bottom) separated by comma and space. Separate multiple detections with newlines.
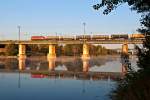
129, 34, 145, 39
91, 35, 109, 40
76, 35, 91, 40
46, 36, 60, 40
111, 34, 128, 40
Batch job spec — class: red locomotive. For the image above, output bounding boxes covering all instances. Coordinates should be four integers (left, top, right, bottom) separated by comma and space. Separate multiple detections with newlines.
31, 36, 46, 40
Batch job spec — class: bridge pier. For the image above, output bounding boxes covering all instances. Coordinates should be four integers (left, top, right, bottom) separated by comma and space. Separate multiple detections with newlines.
18, 44, 26, 59
122, 43, 128, 54
47, 44, 56, 59
82, 43, 90, 59
48, 58, 55, 71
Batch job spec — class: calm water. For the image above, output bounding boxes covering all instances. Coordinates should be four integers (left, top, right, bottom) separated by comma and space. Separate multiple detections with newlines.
0, 56, 137, 100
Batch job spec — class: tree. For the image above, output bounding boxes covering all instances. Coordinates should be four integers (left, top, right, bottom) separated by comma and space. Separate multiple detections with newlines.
93, 0, 150, 99
5, 44, 18, 56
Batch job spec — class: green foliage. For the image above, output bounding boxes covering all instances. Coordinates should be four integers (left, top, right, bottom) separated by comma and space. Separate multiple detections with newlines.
63, 44, 116, 56
93, 0, 150, 99
26, 44, 48, 56
56, 45, 63, 56
89, 45, 108, 55
38, 45, 48, 55
63, 44, 83, 56
93, 0, 150, 14
5, 44, 18, 56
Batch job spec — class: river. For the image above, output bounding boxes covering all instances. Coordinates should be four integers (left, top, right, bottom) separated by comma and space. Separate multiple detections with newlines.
0, 56, 137, 100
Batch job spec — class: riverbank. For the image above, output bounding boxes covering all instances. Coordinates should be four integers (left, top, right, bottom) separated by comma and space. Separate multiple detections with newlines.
0, 55, 137, 60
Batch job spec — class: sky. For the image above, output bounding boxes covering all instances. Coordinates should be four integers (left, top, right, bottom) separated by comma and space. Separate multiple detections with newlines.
0, 0, 141, 40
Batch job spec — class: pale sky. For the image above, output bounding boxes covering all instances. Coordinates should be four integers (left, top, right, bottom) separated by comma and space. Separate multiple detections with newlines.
0, 0, 141, 41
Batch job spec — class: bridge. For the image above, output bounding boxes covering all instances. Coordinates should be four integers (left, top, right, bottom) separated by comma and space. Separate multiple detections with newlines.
0, 39, 143, 44
0, 39, 143, 59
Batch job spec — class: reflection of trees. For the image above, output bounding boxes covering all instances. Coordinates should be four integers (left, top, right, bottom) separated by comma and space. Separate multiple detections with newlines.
0, 58, 5, 69
63, 58, 83, 72
0, 57, 113, 71
57, 57, 109, 72
89, 58, 106, 67
27, 58, 108, 72
0, 63, 5, 69
3, 58, 18, 70
28, 60, 48, 70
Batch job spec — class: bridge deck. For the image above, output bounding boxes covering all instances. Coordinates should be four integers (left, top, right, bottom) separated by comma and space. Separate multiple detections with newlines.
0, 39, 143, 44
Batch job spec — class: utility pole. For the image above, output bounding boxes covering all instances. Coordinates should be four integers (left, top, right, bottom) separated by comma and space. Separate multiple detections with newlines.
18, 25, 21, 41
83, 22, 86, 42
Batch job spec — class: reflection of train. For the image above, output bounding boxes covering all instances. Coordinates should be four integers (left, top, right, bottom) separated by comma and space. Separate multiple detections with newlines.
31, 34, 145, 41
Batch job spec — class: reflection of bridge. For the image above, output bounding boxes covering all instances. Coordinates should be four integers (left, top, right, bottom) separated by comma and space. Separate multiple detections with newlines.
0, 39, 143, 59
31, 71, 122, 80
0, 70, 122, 80
0, 55, 126, 80
18, 58, 93, 72
17, 57, 126, 79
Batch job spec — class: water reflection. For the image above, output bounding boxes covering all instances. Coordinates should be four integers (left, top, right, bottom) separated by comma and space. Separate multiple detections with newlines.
0, 56, 130, 73
48, 58, 56, 71
18, 58, 26, 70
0, 72, 117, 100
82, 59, 89, 72
0, 56, 134, 80
0, 57, 126, 82
0, 58, 18, 70
0, 56, 136, 100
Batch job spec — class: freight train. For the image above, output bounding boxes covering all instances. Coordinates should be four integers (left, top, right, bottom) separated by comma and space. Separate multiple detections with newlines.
31, 34, 145, 41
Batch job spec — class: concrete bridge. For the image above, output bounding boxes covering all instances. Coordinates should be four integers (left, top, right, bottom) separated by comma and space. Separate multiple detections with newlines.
0, 39, 143, 59
0, 39, 143, 44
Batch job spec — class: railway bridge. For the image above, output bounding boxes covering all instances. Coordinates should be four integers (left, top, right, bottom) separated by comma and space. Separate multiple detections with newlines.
0, 39, 143, 59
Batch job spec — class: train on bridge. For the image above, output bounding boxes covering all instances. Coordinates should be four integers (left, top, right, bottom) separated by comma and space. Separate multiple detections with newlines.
31, 33, 144, 41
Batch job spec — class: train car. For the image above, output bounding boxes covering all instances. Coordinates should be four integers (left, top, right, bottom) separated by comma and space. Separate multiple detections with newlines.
76, 35, 91, 40
60, 36, 75, 41
111, 34, 128, 39
91, 35, 109, 40
31, 36, 46, 40
46, 36, 59, 40
129, 34, 145, 39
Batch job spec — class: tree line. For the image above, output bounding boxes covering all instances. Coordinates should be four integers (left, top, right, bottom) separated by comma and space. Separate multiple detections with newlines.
0, 44, 118, 56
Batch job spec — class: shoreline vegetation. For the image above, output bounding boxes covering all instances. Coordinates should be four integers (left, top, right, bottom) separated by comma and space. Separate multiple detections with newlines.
0, 55, 134, 59
93, 0, 150, 99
